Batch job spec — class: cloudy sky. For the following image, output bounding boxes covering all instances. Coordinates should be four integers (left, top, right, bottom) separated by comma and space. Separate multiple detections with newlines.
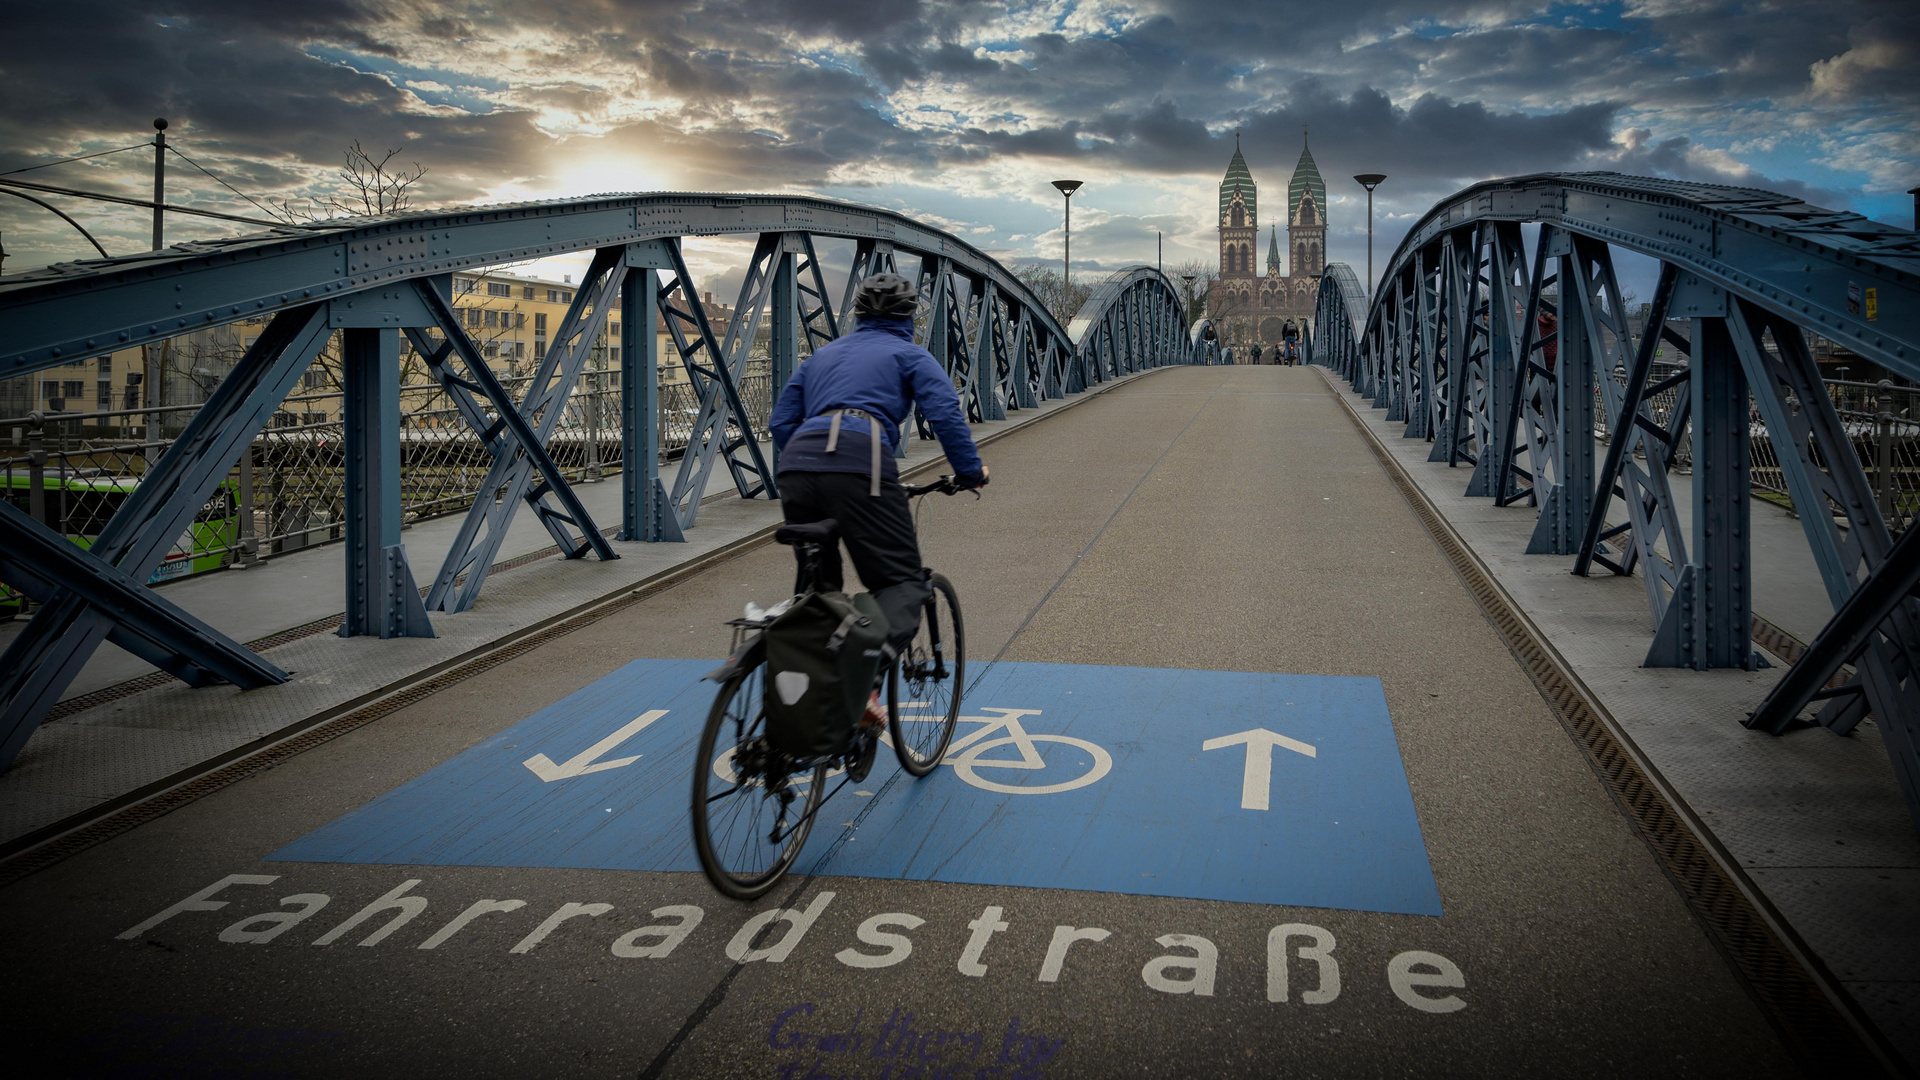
1, 0, 1914, 295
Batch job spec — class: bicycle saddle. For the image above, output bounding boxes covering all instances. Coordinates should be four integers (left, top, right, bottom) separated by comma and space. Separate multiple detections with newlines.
775, 519, 840, 546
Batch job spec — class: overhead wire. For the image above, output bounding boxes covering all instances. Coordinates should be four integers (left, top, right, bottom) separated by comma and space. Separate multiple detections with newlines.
0, 142, 149, 177
165, 144, 291, 223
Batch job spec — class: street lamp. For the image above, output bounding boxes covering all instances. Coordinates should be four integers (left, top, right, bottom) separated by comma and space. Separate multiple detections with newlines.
1052, 179, 1083, 297
1353, 174, 1386, 294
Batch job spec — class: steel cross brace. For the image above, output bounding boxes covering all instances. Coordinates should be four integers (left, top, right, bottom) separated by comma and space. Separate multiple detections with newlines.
1405, 253, 1436, 441
660, 235, 780, 527
1729, 300, 1920, 824
1748, 520, 1920, 735
1386, 272, 1411, 423
0, 502, 286, 690
1570, 250, 1692, 639
788, 234, 842, 353
1492, 225, 1560, 511
0, 303, 331, 771
1464, 223, 1526, 501
405, 261, 621, 614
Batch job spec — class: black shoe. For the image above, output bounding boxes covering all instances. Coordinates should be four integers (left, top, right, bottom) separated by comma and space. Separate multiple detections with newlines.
846, 728, 878, 782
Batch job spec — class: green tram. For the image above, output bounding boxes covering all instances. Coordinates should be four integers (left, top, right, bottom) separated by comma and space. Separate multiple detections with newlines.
0, 471, 239, 615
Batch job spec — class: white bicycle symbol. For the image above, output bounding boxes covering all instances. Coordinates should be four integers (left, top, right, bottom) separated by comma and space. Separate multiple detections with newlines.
712, 707, 1111, 795
887, 707, 1112, 795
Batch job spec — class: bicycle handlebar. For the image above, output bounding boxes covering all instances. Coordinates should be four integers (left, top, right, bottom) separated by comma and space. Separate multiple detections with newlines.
904, 475, 982, 499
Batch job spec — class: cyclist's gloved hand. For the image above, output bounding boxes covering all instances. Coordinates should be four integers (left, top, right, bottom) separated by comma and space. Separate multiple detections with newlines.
956, 468, 989, 490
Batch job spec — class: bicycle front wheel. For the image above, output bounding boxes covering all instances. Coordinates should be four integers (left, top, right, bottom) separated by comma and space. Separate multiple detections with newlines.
691, 662, 826, 900
888, 572, 964, 776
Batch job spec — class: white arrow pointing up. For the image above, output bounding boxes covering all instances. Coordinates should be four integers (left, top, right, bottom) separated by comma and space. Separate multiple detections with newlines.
523, 710, 668, 782
1202, 728, 1317, 811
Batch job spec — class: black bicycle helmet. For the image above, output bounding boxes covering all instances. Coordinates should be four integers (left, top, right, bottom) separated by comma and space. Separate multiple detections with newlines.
853, 272, 918, 320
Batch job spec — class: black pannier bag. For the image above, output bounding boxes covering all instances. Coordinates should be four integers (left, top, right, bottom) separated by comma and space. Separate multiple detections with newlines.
762, 591, 892, 757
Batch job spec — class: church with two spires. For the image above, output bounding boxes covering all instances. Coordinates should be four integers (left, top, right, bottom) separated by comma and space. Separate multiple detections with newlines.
1212, 135, 1327, 344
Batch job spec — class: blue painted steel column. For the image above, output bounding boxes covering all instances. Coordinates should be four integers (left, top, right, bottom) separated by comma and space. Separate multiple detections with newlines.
769, 249, 799, 468
1526, 245, 1596, 554
1647, 316, 1755, 669
340, 327, 433, 639
621, 242, 682, 543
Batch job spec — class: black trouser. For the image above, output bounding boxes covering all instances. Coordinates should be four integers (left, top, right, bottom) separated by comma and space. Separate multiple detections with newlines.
778, 470, 930, 656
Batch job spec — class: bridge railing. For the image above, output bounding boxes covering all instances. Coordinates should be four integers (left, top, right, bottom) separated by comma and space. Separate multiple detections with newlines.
1065, 266, 1193, 384
0, 193, 1188, 774
1311, 170, 1920, 831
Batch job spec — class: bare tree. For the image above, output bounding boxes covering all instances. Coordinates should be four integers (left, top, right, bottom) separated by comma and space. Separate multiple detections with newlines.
1010, 263, 1094, 329
317, 141, 429, 218
1171, 259, 1215, 328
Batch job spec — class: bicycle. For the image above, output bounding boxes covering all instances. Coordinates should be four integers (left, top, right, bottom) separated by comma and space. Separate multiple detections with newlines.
691, 474, 973, 899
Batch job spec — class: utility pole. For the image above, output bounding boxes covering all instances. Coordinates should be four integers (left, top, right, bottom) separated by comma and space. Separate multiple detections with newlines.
145, 118, 168, 456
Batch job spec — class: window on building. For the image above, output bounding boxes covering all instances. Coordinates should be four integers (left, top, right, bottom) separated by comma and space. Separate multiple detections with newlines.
456, 277, 475, 294
534, 340, 547, 360
97, 356, 112, 376
484, 342, 499, 358
610, 321, 620, 337
484, 309, 498, 328
547, 289, 560, 303
535, 312, 547, 332
63, 380, 85, 399
523, 286, 536, 300
514, 341, 526, 358
97, 382, 112, 407
561, 290, 572, 304
515, 312, 526, 328
462, 307, 478, 328
488, 281, 511, 297
41, 380, 59, 400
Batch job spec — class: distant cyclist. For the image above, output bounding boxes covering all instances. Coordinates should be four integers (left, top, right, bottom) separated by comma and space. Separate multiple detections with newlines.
768, 272, 989, 728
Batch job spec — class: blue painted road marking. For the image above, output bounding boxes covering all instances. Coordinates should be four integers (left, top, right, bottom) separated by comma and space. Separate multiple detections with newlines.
270, 660, 1441, 916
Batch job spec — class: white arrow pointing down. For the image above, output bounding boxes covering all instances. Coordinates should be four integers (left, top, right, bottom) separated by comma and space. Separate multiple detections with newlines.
523, 710, 669, 782
1202, 728, 1317, 811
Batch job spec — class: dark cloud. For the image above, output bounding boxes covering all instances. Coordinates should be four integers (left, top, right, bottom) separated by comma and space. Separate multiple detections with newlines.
0, 0, 1912, 272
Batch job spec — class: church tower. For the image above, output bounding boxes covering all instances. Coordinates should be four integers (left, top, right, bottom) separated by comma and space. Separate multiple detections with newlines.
1287, 136, 1327, 280
1217, 135, 1257, 286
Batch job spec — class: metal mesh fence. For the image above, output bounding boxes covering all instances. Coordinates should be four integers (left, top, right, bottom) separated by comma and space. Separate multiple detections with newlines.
0, 353, 774, 604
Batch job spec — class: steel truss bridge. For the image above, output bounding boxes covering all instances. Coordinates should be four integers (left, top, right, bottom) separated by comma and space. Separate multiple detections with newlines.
0, 193, 1191, 772
1310, 171, 1920, 827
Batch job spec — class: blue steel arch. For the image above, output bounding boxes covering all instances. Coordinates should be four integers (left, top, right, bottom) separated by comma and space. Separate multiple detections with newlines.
1312, 171, 1920, 829
0, 193, 1161, 775
1064, 266, 1193, 387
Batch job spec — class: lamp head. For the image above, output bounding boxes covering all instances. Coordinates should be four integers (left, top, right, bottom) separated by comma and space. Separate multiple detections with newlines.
1353, 173, 1386, 191
1052, 179, 1084, 197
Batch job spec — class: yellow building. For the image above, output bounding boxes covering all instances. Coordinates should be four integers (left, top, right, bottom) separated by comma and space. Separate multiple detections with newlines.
0, 268, 741, 435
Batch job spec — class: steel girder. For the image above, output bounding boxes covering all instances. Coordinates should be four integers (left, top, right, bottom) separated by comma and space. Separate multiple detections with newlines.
1314, 170, 1920, 828
1067, 267, 1190, 380
0, 303, 332, 771
0, 192, 1120, 776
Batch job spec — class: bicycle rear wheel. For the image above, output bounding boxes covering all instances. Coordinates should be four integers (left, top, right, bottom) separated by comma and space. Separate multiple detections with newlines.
691, 661, 826, 900
888, 572, 964, 776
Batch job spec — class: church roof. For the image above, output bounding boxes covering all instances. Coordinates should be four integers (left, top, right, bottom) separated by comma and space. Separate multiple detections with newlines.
1267, 227, 1282, 274
1219, 138, 1256, 226
1288, 140, 1327, 227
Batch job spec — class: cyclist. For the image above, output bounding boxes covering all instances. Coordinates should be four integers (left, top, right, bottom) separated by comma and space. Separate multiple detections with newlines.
768, 272, 989, 732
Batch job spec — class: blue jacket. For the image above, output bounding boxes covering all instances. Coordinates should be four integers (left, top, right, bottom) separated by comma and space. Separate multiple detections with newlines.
769, 316, 984, 480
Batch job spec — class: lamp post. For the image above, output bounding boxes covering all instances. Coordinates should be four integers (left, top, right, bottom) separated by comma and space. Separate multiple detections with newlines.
1353, 173, 1386, 294
1180, 273, 1196, 317
1052, 179, 1083, 301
